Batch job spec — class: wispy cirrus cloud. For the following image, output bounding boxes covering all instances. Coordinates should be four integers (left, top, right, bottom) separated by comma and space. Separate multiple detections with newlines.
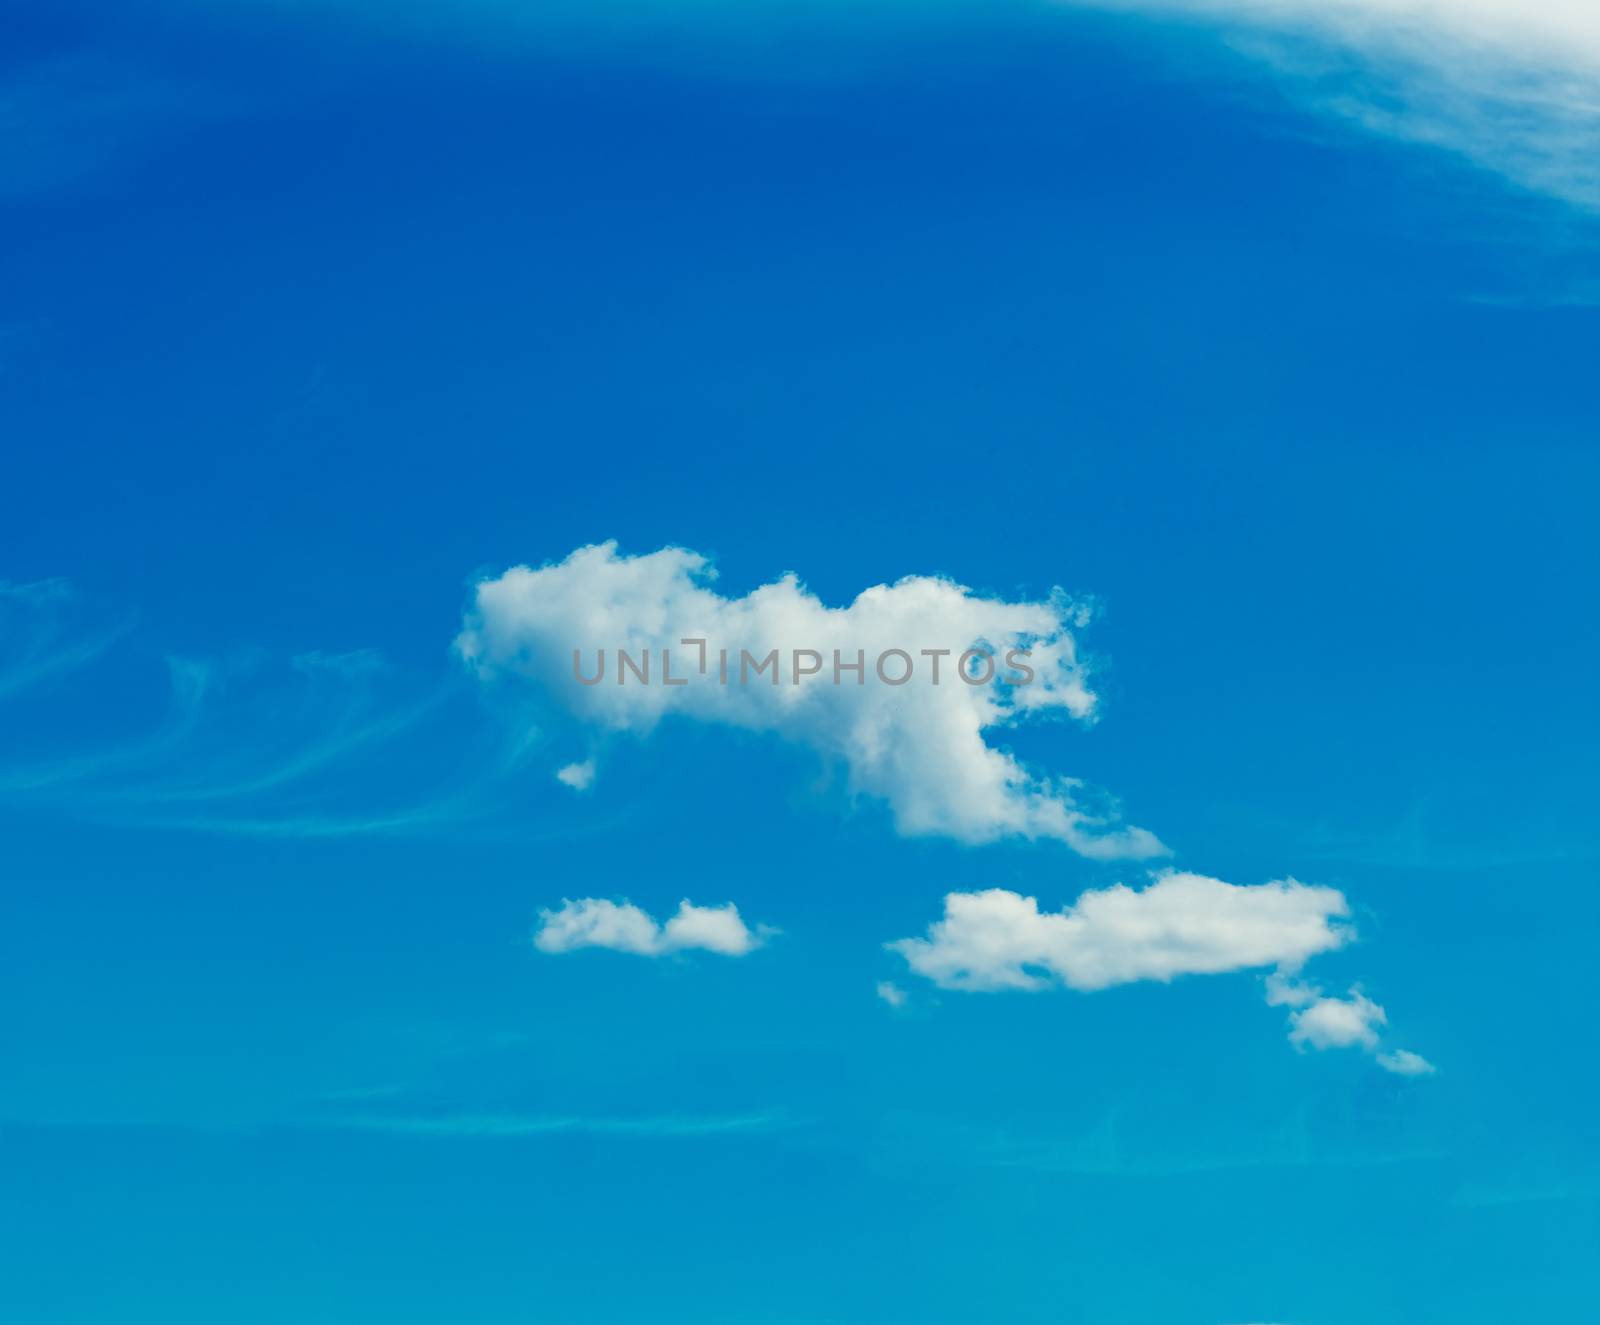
309, 1109, 793, 1139
1084, 0, 1600, 208
0, 53, 234, 199
0, 579, 130, 701
1, 1105, 796, 1141
0, 581, 543, 838
161, 0, 1600, 210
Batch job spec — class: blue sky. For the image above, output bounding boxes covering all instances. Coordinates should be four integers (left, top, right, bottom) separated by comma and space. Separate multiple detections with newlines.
2, 3, 1598, 1322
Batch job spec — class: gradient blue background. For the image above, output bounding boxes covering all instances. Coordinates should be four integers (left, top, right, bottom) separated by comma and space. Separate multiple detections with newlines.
2, 3, 1597, 1322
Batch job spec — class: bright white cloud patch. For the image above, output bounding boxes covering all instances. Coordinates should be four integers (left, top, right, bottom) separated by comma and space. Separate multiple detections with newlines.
458, 542, 1164, 858
887, 872, 1353, 992
891, 875, 1435, 1072
875, 980, 908, 1008
1288, 988, 1386, 1050
1088, 0, 1600, 207
535, 897, 769, 957
1268, 972, 1432, 1069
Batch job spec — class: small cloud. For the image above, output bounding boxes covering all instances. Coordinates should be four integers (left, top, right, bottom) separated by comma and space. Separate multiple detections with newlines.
1288, 989, 1387, 1051
534, 897, 771, 958
875, 980, 908, 1008
1270, 975, 1435, 1074
661, 899, 773, 956
888, 877, 1436, 1072
554, 758, 595, 791
1376, 1048, 1438, 1077
887, 873, 1352, 993
1263, 969, 1319, 1008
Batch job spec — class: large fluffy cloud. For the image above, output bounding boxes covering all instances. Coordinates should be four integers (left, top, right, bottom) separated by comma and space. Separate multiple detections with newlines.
1087, 0, 1600, 207
535, 897, 770, 957
887, 872, 1353, 992
458, 542, 1164, 858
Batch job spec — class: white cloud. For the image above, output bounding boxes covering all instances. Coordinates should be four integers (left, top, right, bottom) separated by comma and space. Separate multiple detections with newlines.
554, 759, 595, 791
660, 899, 770, 955
534, 897, 770, 958
887, 872, 1353, 993
458, 542, 1164, 857
891, 876, 1436, 1072
1287, 988, 1387, 1051
1269, 975, 1435, 1072
1084, 0, 1600, 207
876, 980, 908, 1008
1263, 968, 1319, 1008
1376, 1048, 1437, 1077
